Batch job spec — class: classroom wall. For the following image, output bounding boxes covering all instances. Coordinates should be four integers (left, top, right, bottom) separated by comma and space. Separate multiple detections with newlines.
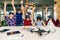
54, 0, 60, 20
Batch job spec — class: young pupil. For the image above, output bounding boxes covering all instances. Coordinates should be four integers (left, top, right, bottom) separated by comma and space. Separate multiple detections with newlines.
23, 4, 36, 28
12, 0, 24, 26
31, 17, 46, 30
30, 17, 51, 36
4, 1, 16, 26
24, 15, 32, 26
35, 17, 46, 28
20, 4, 35, 31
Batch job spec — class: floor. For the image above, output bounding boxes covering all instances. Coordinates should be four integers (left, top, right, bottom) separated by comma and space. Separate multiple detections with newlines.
0, 26, 60, 40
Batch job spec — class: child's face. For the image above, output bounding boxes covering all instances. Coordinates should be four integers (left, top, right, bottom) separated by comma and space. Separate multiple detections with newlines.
26, 18, 30, 20
18, 11, 21, 13
9, 14, 14, 19
37, 19, 41, 21
38, 19, 40, 21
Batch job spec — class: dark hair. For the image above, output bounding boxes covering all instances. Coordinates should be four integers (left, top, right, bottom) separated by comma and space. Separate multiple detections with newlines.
17, 8, 21, 11
25, 15, 30, 19
9, 12, 14, 15
37, 17, 41, 21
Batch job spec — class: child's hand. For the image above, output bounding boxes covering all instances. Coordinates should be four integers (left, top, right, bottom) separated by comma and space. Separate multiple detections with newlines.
20, 0, 23, 5
11, 0, 14, 5
4, 1, 7, 6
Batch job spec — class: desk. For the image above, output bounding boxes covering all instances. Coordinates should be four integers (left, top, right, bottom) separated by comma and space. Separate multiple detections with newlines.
0, 26, 60, 40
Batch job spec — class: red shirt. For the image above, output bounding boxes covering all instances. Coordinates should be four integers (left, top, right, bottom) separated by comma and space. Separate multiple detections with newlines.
24, 19, 32, 26
46, 19, 59, 27
52, 19, 59, 27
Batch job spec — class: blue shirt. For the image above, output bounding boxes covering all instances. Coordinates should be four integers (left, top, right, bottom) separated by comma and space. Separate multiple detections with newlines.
16, 12, 23, 25
36, 21, 42, 27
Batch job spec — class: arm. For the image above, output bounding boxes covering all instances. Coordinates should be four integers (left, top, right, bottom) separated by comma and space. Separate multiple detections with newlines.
4, 1, 7, 16
46, 7, 48, 14
20, 0, 25, 19
31, 20, 35, 27
31, 19, 37, 27
30, 6, 36, 20
42, 20, 46, 26
11, 0, 16, 15
25, 0, 29, 14
25, 4, 28, 14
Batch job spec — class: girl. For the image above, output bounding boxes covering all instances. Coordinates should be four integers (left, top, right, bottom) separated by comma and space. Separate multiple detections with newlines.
35, 17, 46, 28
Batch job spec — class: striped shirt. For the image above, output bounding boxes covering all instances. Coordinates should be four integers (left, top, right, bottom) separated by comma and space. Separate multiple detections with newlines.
5, 16, 16, 26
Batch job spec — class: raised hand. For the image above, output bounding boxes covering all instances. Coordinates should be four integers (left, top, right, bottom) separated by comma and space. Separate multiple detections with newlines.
4, 1, 7, 6
11, 0, 16, 15
25, 4, 29, 8
20, 0, 23, 5
11, 0, 14, 5
4, 1, 7, 16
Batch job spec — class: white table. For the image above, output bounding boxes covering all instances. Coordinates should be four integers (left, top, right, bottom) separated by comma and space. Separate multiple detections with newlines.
0, 26, 60, 40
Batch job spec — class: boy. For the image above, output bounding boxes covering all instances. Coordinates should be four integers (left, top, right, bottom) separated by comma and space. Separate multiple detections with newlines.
12, 0, 24, 26
4, 1, 16, 26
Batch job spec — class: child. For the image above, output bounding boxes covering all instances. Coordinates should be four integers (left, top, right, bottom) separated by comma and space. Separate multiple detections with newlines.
4, 1, 16, 26
23, 4, 36, 26
12, 0, 24, 26
35, 17, 46, 27
24, 15, 32, 26
25, 3, 35, 20
23, 15, 35, 33
29, 17, 51, 36
23, 4, 36, 31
